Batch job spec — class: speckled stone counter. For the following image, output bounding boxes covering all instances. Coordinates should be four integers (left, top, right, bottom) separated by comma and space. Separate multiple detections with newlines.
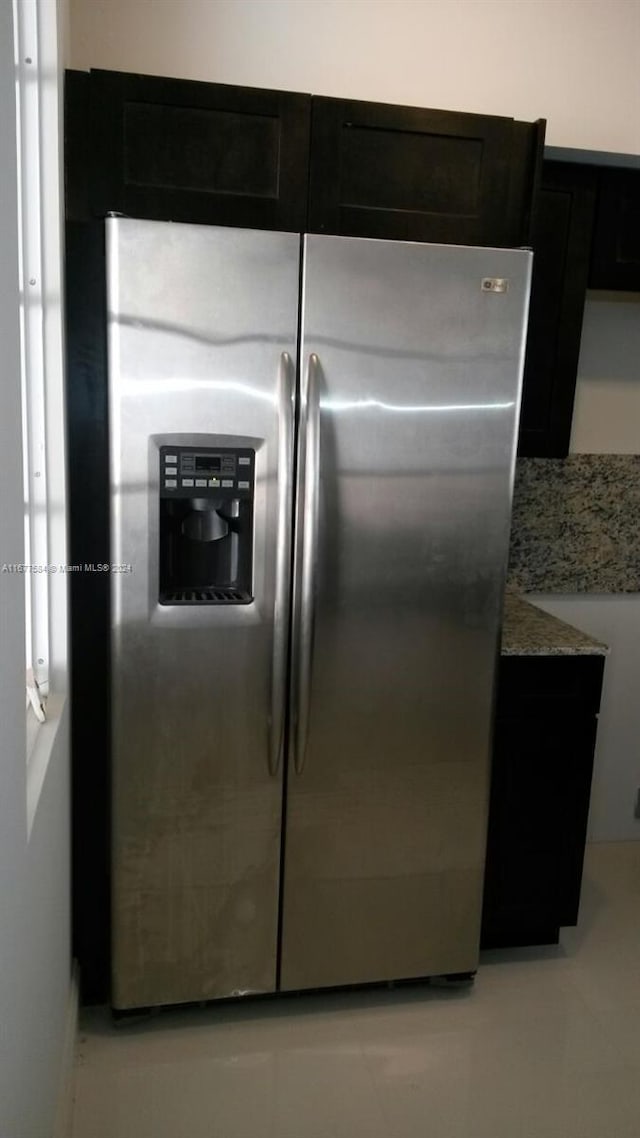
501, 592, 608, 656
508, 455, 640, 593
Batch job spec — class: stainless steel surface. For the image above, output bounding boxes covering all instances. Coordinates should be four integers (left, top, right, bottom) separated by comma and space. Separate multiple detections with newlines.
269, 352, 295, 778
109, 219, 531, 1007
292, 352, 321, 776
280, 235, 532, 991
108, 218, 300, 1008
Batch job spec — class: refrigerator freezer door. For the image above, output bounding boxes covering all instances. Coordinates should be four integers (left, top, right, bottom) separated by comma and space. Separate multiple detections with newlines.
281, 235, 531, 990
108, 218, 299, 1008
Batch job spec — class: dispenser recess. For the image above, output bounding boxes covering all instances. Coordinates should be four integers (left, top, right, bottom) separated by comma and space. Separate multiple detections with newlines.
158, 443, 255, 604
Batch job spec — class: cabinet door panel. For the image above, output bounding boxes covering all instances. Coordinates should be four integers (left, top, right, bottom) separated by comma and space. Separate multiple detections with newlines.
482, 716, 569, 947
590, 168, 640, 291
308, 96, 543, 247
495, 653, 604, 718
482, 656, 603, 950
85, 70, 311, 231
518, 162, 597, 457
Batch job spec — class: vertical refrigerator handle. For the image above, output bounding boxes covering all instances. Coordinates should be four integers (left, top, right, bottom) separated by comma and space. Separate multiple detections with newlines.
268, 351, 295, 777
293, 353, 321, 776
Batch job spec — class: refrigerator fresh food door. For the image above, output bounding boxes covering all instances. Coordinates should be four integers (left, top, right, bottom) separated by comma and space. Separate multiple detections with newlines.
281, 235, 531, 990
108, 218, 299, 1008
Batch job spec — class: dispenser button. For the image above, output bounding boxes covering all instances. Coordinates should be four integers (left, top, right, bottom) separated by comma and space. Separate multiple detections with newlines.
238, 480, 250, 490
195, 478, 207, 487
165, 454, 177, 463
208, 478, 221, 487
165, 466, 177, 475
182, 478, 194, 488
222, 479, 233, 488
164, 479, 177, 488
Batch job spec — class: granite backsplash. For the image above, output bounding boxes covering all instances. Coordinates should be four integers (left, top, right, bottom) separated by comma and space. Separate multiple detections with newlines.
508, 454, 640, 593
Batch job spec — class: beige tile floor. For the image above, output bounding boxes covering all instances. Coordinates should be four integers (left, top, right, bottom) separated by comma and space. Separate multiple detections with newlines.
72, 842, 640, 1138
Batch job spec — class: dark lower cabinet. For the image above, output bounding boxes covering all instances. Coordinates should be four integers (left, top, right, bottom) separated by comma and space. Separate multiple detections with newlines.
308, 96, 544, 247
518, 162, 597, 457
589, 168, 640, 291
481, 654, 604, 950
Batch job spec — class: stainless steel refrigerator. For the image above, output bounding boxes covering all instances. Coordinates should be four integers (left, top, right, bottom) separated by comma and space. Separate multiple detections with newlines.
107, 216, 531, 1010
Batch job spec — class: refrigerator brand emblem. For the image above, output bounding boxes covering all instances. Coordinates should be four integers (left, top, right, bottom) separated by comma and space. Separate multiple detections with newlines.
481, 277, 508, 293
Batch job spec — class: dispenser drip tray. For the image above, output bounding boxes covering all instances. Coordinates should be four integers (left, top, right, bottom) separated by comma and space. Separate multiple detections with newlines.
160, 587, 253, 605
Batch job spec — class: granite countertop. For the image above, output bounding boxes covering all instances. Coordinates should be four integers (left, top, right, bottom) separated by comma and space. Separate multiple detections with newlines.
501, 592, 609, 657
508, 455, 640, 594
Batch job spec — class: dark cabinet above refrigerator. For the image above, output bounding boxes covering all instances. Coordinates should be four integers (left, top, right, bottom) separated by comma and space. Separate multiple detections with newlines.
307, 96, 544, 248
65, 69, 312, 231
64, 68, 544, 250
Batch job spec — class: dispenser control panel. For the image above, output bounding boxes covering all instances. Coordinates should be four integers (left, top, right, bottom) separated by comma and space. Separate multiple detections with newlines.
160, 445, 255, 498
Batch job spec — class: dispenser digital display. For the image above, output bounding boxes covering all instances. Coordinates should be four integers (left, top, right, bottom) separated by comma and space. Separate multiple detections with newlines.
195, 455, 222, 473
158, 443, 255, 606
186, 453, 237, 475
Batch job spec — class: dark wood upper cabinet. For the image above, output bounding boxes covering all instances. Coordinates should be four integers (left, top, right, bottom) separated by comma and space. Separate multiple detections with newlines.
589, 168, 640, 291
307, 96, 545, 247
66, 69, 544, 251
67, 69, 311, 232
518, 162, 597, 457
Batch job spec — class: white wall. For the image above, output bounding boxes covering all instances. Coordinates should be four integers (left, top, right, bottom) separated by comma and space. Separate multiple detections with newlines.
571, 293, 640, 454
69, 0, 640, 154
0, 0, 72, 1133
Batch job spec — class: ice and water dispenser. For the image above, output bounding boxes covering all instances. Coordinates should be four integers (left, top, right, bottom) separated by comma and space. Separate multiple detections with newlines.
159, 444, 254, 604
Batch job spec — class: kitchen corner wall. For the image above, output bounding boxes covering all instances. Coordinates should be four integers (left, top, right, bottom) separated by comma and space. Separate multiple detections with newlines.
69, 0, 640, 154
